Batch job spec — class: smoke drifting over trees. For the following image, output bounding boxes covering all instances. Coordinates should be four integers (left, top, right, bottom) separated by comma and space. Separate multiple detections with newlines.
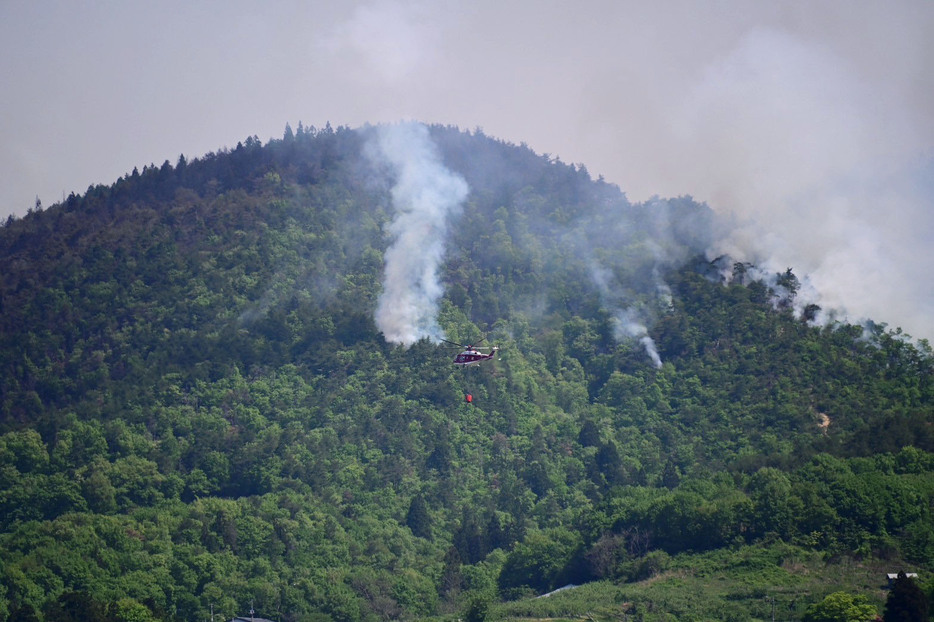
2, 2, 931, 338
365, 122, 468, 345
361, 120, 895, 361
0, 121, 931, 621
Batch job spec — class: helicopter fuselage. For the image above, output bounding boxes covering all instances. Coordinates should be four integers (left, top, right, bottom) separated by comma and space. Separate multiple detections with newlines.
453, 347, 498, 366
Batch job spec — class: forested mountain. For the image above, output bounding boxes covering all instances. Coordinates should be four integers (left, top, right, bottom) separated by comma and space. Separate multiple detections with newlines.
0, 123, 932, 621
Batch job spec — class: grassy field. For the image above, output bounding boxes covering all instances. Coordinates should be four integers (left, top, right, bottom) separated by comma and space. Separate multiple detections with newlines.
486, 543, 906, 621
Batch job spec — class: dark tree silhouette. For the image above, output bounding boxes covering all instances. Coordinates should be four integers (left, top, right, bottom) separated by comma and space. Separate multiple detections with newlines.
884, 571, 929, 622
405, 494, 432, 539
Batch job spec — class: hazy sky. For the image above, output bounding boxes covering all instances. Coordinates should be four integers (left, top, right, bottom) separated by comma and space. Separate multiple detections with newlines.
2, 1, 933, 339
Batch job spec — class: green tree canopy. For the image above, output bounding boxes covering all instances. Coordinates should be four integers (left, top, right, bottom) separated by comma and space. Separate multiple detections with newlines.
802, 591, 878, 622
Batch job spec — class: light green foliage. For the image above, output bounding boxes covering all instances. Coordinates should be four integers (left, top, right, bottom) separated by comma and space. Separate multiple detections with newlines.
110, 597, 158, 622
803, 591, 878, 622
0, 429, 49, 472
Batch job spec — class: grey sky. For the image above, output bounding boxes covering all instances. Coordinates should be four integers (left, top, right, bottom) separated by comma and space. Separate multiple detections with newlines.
2, 1, 932, 339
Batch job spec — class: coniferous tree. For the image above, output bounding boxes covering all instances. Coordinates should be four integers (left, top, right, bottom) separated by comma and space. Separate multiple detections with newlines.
577, 419, 601, 447
439, 545, 464, 603
884, 571, 929, 622
595, 441, 626, 486
406, 494, 432, 539
661, 458, 681, 490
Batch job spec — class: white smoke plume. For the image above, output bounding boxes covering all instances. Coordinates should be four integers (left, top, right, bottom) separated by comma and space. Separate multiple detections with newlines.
613, 309, 663, 370
366, 122, 469, 346
719, 260, 836, 327
590, 263, 664, 369
321, 0, 442, 85
651, 27, 934, 339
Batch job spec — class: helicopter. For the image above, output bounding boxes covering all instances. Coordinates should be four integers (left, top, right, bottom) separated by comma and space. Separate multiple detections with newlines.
441, 338, 499, 404
441, 338, 499, 366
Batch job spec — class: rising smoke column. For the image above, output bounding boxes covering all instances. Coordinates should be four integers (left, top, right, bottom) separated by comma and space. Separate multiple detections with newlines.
613, 308, 663, 369
590, 263, 664, 369
367, 122, 469, 346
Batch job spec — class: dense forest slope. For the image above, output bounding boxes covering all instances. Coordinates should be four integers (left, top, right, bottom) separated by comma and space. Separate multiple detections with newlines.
0, 124, 932, 621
